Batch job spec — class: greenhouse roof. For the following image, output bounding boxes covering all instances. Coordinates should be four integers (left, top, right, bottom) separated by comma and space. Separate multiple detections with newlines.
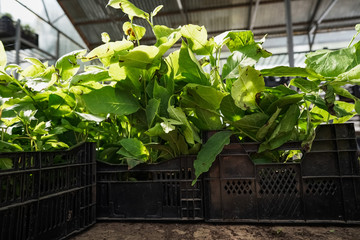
57, 0, 360, 52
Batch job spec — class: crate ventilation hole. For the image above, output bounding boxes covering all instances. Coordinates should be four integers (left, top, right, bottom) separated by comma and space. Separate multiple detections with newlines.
258, 168, 298, 195
224, 180, 253, 195
305, 179, 337, 196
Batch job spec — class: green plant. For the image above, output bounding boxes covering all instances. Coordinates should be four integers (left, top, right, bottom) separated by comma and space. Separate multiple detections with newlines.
0, 0, 359, 176
193, 24, 360, 182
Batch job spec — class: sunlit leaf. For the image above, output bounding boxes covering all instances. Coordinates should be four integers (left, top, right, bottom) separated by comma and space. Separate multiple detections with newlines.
107, 0, 149, 20
151, 5, 163, 17
80, 86, 139, 116
75, 112, 105, 123
0, 41, 6, 71
55, 49, 86, 80
181, 24, 213, 55
231, 66, 265, 110
146, 98, 160, 128
119, 45, 159, 68
259, 104, 300, 152
123, 22, 146, 41
101, 32, 111, 43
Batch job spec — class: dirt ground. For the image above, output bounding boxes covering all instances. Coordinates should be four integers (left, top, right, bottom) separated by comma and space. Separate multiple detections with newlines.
71, 222, 360, 240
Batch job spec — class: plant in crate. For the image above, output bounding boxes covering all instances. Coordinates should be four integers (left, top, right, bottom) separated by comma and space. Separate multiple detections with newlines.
192, 24, 360, 182
0, 0, 360, 175
0, 0, 359, 223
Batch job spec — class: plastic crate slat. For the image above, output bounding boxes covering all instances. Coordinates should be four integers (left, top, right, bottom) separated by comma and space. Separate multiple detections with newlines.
0, 142, 96, 240
205, 123, 360, 223
96, 156, 204, 220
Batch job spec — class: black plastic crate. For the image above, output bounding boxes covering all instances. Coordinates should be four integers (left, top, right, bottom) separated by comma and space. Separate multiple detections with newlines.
96, 155, 203, 220
204, 123, 360, 223
0, 142, 96, 240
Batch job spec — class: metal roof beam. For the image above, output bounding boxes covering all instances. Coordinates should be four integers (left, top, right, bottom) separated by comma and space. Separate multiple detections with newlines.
247, 0, 253, 30
309, 0, 338, 34
308, 0, 323, 30
249, 0, 261, 30
176, 0, 189, 24
284, 0, 294, 67
41, 0, 51, 23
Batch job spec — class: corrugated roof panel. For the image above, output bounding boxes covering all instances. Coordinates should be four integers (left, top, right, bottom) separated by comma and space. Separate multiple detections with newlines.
253, 2, 285, 28
57, 0, 360, 50
321, 0, 360, 19
184, 0, 250, 10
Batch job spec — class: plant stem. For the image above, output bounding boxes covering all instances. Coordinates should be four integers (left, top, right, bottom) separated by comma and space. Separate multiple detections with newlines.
326, 112, 331, 124
11, 77, 39, 108
131, 18, 140, 46
304, 101, 311, 134
348, 32, 359, 48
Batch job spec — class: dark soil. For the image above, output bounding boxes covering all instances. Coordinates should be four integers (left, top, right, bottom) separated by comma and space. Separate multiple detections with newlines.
71, 222, 360, 240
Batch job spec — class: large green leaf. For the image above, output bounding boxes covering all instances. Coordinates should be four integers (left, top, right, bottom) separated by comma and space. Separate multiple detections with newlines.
21, 58, 47, 78
0, 70, 13, 83
83, 40, 134, 66
178, 41, 209, 86
231, 66, 265, 110
194, 108, 223, 130
224, 31, 271, 61
222, 51, 251, 80
168, 105, 200, 144
55, 49, 86, 80
48, 92, 75, 117
153, 25, 182, 57
305, 95, 328, 111
266, 93, 304, 115
160, 129, 189, 156
118, 138, 149, 161
164, 50, 180, 80
0, 140, 23, 152
193, 131, 233, 185
355, 100, 360, 115
107, 0, 149, 20
80, 86, 139, 115
182, 83, 227, 110
335, 64, 360, 83
290, 78, 320, 93
181, 24, 213, 55
305, 46, 360, 77
146, 98, 160, 128
119, 45, 159, 68
256, 108, 281, 141
153, 80, 171, 117
324, 85, 336, 115
232, 112, 269, 141
261, 66, 321, 79
0, 41, 6, 71
0, 158, 13, 169
220, 94, 245, 122
225, 31, 254, 51
333, 101, 355, 123
26, 78, 53, 92
259, 104, 300, 152
70, 70, 112, 86
75, 112, 105, 123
